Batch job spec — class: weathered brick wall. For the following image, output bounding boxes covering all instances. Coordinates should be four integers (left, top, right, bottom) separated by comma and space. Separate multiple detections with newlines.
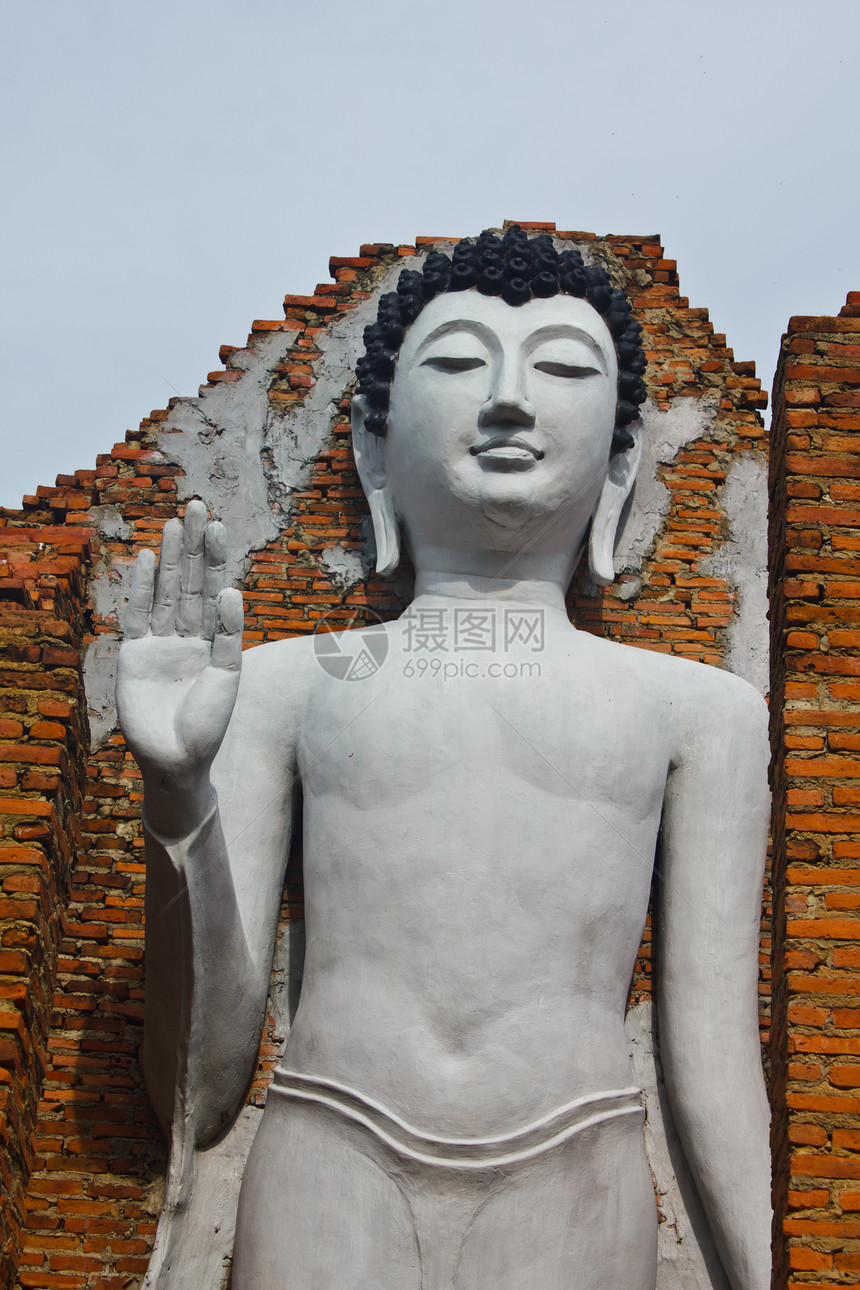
0, 223, 770, 1287
770, 291, 860, 1286
0, 528, 91, 1286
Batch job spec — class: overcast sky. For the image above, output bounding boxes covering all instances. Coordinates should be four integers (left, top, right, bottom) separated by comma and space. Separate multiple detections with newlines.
2, 0, 857, 509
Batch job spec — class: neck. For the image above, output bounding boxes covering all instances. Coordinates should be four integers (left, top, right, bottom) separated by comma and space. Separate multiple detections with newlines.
411, 545, 581, 614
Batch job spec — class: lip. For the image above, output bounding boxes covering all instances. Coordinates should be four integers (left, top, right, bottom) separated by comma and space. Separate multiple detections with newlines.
469, 436, 544, 469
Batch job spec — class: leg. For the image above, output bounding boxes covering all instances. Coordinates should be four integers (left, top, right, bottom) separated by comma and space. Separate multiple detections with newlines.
453, 1112, 657, 1290
233, 1098, 421, 1290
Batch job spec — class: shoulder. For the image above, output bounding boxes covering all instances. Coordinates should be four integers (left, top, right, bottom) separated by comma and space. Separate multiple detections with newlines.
647, 655, 770, 779
239, 632, 319, 681
664, 655, 768, 733
233, 622, 394, 713
577, 633, 768, 747
230, 634, 321, 733
605, 635, 762, 702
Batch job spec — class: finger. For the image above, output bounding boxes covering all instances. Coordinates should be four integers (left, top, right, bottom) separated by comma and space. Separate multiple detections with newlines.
202, 521, 227, 641
177, 499, 207, 637
151, 519, 182, 636
210, 588, 244, 672
124, 548, 156, 640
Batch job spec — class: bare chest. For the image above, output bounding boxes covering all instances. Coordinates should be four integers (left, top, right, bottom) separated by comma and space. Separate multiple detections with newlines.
297, 654, 671, 912
303, 643, 669, 787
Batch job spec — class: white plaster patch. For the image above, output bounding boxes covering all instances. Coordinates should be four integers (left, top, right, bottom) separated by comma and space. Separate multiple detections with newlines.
83, 558, 137, 747
626, 1000, 730, 1290
89, 558, 136, 627
699, 455, 769, 695
153, 328, 300, 587
263, 267, 412, 529
82, 637, 120, 751
320, 545, 364, 594
89, 504, 132, 540
614, 395, 719, 584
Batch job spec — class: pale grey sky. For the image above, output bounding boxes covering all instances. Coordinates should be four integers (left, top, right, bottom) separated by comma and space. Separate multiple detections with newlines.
2, 0, 857, 508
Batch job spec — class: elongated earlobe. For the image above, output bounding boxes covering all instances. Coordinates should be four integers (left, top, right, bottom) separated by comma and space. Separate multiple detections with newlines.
351, 396, 401, 577
366, 491, 400, 577
588, 434, 642, 586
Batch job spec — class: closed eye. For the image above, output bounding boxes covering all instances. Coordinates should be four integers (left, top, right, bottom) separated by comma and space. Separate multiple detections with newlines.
533, 360, 600, 378
421, 356, 487, 372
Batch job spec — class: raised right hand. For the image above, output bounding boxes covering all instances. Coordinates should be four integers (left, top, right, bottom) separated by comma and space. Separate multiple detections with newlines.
116, 500, 244, 812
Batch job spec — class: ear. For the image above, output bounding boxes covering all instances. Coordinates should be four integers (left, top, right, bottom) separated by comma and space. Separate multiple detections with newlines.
351, 396, 401, 577
587, 432, 642, 586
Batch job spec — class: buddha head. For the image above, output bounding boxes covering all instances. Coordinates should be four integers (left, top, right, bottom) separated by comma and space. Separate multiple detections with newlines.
351, 226, 647, 587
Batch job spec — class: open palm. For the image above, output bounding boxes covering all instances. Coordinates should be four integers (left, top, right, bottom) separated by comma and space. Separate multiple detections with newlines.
117, 499, 244, 785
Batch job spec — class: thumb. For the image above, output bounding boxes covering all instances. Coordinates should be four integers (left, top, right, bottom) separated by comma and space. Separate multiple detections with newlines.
210, 588, 244, 672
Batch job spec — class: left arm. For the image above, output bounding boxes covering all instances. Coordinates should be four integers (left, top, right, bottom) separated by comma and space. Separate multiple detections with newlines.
658, 675, 771, 1290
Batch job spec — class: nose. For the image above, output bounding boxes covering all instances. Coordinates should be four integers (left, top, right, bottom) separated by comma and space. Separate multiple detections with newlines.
478, 355, 535, 428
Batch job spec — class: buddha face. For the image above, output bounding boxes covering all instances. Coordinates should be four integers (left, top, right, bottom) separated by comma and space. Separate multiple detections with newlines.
379, 291, 620, 560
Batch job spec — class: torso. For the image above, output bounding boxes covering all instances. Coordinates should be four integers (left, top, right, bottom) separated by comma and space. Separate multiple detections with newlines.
244, 614, 691, 1136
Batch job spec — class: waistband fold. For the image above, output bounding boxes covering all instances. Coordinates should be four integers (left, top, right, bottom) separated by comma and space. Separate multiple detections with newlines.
269, 1068, 643, 1169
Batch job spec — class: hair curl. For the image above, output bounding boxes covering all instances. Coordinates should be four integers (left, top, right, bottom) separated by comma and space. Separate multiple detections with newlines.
355, 226, 647, 455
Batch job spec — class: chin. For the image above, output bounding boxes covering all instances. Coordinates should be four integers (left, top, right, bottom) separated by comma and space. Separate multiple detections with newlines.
473, 486, 557, 542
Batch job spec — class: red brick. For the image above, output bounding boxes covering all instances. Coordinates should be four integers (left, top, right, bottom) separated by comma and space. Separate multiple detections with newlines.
788, 1005, 829, 1026
788, 1246, 832, 1270
0, 798, 52, 817
788, 1124, 828, 1146
788, 919, 860, 939
791, 1155, 860, 1179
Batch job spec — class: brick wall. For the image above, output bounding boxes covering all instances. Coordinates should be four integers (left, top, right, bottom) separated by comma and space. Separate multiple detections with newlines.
0, 224, 770, 1287
0, 528, 91, 1286
770, 291, 860, 1286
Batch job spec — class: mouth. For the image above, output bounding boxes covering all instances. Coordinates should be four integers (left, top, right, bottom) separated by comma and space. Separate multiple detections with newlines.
469, 436, 544, 470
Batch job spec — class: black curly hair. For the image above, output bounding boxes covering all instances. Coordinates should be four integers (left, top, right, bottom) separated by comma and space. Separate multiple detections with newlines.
355, 225, 648, 456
